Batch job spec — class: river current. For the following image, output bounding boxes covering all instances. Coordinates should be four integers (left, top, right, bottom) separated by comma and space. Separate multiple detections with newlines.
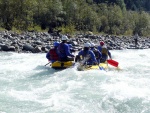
0, 49, 150, 113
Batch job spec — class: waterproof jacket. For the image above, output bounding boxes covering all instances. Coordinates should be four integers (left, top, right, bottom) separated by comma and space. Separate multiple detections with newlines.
57, 43, 74, 59
91, 48, 102, 63
78, 50, 97, 65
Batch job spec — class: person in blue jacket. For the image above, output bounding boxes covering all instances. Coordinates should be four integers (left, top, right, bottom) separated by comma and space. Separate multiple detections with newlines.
75, 42, 98, 65
57, 35, 74, 61
46, 42, 59, 63
98, 41, 112, 63
90, 43, 102, 64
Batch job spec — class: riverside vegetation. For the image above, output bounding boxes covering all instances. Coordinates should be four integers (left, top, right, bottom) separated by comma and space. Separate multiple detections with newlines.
0, 0, 150, 36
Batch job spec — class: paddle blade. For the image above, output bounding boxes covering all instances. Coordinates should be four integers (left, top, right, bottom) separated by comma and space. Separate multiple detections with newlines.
107, 59, 119, 67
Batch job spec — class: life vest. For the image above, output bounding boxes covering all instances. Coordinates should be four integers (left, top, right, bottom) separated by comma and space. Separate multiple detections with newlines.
101, 47, 108, 56
49, 48, 59, 60
93, 49, 100, 59
57, 43, 66, 55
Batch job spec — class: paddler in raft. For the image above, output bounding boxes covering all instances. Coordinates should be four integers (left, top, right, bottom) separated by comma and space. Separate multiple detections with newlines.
97, 41, 112, 63
46, 42, 60, 63
90, 43, 102, 64
57, 35, 75, 61
75, 42, 98, 65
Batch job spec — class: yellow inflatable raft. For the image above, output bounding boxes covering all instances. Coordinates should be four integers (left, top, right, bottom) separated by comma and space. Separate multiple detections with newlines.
51, 61, 75, 69
77, 63, 108, 71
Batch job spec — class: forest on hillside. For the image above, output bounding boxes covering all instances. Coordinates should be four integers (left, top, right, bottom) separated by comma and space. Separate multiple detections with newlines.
0, 0, 150, 36
93, 0, 150, 11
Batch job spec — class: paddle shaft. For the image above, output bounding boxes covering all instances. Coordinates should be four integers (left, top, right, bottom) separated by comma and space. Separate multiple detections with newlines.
98, 61, 104, 70
45, 62, 51, 66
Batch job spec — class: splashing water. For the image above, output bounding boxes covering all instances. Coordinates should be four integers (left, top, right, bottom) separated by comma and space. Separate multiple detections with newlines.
0, 49, 150, 113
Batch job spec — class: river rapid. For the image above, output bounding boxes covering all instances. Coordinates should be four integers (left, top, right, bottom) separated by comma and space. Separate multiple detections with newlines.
0, 49, 150, 113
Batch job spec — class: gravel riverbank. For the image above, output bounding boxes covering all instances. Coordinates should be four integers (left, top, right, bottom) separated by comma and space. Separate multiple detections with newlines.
0, 31, 149, 53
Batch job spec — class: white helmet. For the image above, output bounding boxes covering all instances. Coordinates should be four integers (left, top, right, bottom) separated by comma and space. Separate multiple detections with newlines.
62, 35, 68, 40
90, 43, 95, 47
84, 42, 91, 47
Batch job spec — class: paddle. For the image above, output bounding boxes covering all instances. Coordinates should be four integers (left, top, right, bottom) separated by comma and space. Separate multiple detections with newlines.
98, 65, 104, 70
45, 62, 51, 66
97, 61, 103, 70
107, 59, 119, 67
97, 60, 104, 70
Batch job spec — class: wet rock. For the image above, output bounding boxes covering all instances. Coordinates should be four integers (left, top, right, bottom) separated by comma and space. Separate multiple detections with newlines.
45, 45, 51, 50
23, 44, 35, 52
1, 45, 9, 51
34, 46, 42, 53
8, 46, 16, 51
71, 41, 78, 46
41, 46, 46, 51
0, 31, 149, 53
34, 41, 43, 45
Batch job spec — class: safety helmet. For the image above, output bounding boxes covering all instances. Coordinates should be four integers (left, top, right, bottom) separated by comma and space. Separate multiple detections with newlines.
62, 35, 68, 40
53, 42, 59, 47
100, 41, 104, 46
90, 43, 95, 47
84, 42, 91, 47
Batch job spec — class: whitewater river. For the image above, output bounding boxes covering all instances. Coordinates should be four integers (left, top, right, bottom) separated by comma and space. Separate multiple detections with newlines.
0, 49, 150, 113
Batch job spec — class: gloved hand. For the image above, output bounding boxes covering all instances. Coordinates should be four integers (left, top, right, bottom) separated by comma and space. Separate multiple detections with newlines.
93, 62, 98, 65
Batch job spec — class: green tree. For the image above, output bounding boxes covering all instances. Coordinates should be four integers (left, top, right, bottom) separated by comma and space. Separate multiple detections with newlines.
107, 5, 123, 34
0, 0, 14, 30
134, 11, 150, 36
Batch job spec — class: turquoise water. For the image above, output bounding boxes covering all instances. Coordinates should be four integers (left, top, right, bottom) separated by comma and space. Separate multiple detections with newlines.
0, 49, 150, 113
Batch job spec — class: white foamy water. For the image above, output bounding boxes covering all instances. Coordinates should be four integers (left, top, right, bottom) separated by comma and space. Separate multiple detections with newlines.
0, 49, 150, 113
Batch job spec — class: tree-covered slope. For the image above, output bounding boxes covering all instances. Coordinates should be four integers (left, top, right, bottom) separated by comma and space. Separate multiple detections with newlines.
0, 0, 150, 36
92, 0, 150, 11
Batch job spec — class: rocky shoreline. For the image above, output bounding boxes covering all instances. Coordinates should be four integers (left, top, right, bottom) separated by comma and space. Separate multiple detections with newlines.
0, 31, 149, 53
